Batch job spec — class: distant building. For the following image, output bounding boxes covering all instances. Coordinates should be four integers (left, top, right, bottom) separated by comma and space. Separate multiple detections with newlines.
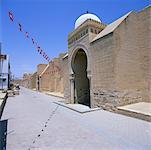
0, 44, 11, 90
20, 73, 33, 88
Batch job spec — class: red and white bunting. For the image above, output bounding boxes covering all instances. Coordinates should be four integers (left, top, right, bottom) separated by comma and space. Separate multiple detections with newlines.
25, 32, 29, 38
37, 46, 40, 52
43, 52, 45, 57
8, 11, 14, 22
45, 55, 47, 59
40, 49, 43, 54
31, 38, 35, 44
18, 23, 22, 32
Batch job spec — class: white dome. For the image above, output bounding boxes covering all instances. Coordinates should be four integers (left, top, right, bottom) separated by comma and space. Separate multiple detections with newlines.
75, 13, 101, 29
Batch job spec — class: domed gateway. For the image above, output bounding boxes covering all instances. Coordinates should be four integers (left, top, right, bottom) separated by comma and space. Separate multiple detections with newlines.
67, 12, 106, 107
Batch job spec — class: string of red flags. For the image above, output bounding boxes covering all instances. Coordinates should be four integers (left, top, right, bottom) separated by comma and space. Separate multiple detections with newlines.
8, 11, 51, 62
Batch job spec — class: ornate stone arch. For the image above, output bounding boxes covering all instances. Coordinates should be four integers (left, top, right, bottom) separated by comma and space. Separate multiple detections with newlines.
68, 43, 92, 106
69, 44, 91, 78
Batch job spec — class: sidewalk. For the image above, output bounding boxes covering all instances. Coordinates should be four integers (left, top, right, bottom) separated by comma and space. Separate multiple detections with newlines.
43, 91, 64, 99
54, 101, 101, 113
117, 102, 151, 122
0, 92, 7, 119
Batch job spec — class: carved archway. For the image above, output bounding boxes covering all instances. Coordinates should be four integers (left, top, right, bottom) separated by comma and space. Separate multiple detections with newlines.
69, 45, 91, 107
69, 44, 91, 75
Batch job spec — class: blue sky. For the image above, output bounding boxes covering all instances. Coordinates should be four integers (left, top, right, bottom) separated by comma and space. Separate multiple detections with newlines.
0, 0, 150, 78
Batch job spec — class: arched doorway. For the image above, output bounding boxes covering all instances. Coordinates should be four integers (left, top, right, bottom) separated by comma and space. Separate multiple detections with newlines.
72, 49, 90, 107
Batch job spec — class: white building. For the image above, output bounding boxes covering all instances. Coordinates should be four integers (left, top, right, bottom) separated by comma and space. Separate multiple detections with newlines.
0, 44, 11, 90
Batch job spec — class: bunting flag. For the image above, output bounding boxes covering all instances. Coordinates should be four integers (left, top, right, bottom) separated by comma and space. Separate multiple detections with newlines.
32, 38, 35, 44
8, 11, 14, 22
18, 23, 22, 32
40, 49, 43, 54
25, 32, 29, 38
44, 55, 47, 59
37, 46, 40, 52
43, 52, 45, 57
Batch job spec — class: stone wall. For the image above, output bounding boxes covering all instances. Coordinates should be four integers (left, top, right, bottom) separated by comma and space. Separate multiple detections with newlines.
40, 65, 50, 91
39, 56, 64, 94
30, 72, 37, 89
90, 7, 151, 108
138, 6, 151, 102
50, 58, 64, 93
91, 34, 115, 89
62, 55, 70, 102
37, 64, 47, 75
90, 34, 116, 107
114, 13, 144, 90
93, 89, 142, 109
114, 8, 151, 104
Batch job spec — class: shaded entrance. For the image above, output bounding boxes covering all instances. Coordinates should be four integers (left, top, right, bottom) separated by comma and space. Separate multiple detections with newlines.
72, 49, 90, 107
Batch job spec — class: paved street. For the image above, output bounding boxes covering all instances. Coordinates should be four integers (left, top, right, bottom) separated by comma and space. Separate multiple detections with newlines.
1, 88, 151, 150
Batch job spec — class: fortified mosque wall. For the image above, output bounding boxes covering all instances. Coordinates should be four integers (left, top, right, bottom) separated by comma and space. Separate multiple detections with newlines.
20, 6, 151, 109
63, 6, 151, 108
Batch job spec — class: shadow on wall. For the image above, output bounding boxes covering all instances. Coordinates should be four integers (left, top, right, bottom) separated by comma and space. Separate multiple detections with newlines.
0, 119, 8, 150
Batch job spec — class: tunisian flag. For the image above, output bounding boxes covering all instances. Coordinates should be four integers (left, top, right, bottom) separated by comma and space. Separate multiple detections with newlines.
37, 46, 41, 52
18, 23, 22, 32
43, 51, 45, 57
8, 11, 14, 22
25, 32, 29, 38
31, 38, 35, 44
40, 49, 43, 54
47, 57, 50, 62
44, 55, 47, 59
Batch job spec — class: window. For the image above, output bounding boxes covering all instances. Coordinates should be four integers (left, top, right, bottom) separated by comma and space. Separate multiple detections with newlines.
83, 31, 85, 35
86, 29, 88, 33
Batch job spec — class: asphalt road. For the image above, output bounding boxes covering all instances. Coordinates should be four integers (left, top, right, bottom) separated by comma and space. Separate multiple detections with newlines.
1, 87, 151, 150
